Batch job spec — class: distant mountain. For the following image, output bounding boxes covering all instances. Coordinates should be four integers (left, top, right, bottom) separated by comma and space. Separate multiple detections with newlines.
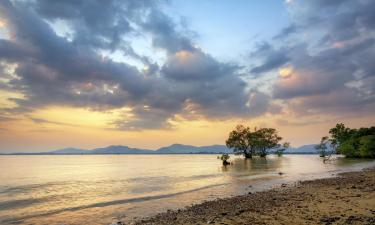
91, 145, 153, 154
155, 144, 231, 154
50, 148, 87, 154
6, 143, 332, 155
286, 144, 333, 154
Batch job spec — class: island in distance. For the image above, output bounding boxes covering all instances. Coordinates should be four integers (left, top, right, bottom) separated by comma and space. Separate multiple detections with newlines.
5, 143, 333, 155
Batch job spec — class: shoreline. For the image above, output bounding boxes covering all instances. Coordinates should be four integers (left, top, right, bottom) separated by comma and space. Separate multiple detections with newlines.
131, 167, 375, 225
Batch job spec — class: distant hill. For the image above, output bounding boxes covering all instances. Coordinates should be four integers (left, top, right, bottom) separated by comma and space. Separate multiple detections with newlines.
91, 145, 153, 154
50, 148, 88, 154
5, 143, 333, 155
286, 144, 333, 154
155, 144, 231, 154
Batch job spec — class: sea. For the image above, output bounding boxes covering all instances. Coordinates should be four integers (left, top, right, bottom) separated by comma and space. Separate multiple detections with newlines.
0, 154, 374, 224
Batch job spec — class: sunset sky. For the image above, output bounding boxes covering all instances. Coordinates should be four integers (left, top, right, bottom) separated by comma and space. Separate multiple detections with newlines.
0, 0, 374, 153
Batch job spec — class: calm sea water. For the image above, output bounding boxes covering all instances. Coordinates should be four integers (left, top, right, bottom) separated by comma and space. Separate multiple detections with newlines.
0, 154, 374, 225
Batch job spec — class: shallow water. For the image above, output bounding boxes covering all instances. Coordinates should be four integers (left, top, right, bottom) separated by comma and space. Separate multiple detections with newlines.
0, 154, 374, 224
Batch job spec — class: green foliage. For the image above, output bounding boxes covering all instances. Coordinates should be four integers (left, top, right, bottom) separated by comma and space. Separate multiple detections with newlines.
226, 125, 284, 158
339, 137, 360, 158
329, 123, 352, 148
359, 135, 375, 158
255, 128, 282, 157
226, 125, 255, 158
323, 124, 375, 158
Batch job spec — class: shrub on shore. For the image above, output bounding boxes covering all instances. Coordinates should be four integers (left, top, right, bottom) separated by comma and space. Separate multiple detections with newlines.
321, 123, 375, 158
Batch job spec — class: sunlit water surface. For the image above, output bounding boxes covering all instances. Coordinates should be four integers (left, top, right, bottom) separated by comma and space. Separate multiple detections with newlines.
0, 154, 374, 224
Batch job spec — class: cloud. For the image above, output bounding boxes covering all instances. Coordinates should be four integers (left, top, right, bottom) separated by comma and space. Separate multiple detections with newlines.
0, 115, 16, 122
4, 0, 372, 131
33, 0, 157, 51
111, 106, 174, 131
142, 9, 196, 54
251, 0, 375, 116
30, 117, 79, 127
249, 42, 290, 74
162, 50, 237, 81
273, 24, 297, 40
0, 0, 268, 130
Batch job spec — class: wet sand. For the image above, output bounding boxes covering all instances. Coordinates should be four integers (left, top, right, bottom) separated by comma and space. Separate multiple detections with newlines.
133, 168, 375, 225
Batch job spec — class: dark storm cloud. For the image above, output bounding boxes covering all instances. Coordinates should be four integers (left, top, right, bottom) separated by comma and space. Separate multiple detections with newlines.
250, 0, 375, 115
0, 0, 266, 130
0, 40, 34, 62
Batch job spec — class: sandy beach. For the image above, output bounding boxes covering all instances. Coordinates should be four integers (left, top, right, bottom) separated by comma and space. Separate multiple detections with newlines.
133, 168, 375, 225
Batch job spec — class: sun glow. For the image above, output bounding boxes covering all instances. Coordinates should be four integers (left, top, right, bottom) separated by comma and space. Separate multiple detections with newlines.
175, 50, 193, 60
0, 19, 6, 28
279, 65, 293, 78
30, 107, 130, 129
0, 90, 25, 108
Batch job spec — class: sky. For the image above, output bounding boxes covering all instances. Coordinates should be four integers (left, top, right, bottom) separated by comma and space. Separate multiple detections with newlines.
0, 0, 374, 153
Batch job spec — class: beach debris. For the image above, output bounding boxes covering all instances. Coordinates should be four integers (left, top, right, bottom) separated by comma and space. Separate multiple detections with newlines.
111, 221, 126, 225
278, 172, 284, 175
221, 211, 228, 216
345, 215, 364, 224
320, 215, 340, 225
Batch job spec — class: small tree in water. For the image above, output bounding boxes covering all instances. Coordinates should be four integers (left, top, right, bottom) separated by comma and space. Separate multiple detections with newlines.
226, 125, 256, 158
276, 142, 290, 157
226, 125, 284, 158
315, 136, 329, 157
255, 128, 283, 157
220, 153, 230, 165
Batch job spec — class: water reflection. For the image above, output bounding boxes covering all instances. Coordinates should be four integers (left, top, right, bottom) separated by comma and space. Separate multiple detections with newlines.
0, 155, 373, 225
221, 156, 285, 174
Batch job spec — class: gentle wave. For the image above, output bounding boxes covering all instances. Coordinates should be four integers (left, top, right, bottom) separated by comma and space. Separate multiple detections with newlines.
0, 173, 222, 197
0, 183, 227, 224
0, 197, 51, 211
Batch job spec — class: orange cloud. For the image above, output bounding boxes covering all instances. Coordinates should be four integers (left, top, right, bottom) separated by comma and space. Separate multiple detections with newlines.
0, 19, 6, 28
